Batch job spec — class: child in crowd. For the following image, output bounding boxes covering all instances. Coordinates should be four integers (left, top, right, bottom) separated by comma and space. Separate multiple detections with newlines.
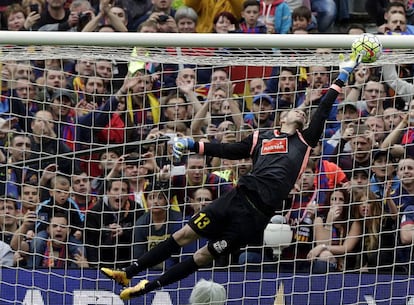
238, 0, 267, 33
36, 175, 84, 239
291, 5, 316, 33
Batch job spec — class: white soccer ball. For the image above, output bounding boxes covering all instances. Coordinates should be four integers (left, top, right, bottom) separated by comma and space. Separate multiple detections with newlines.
351, 33, 382, 63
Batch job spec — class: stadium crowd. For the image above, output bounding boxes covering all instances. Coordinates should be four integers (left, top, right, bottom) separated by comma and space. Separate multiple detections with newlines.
0, 0, 414, 276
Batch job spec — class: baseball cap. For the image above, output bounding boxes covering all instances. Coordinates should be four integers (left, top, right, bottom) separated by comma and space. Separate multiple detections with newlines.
337, 100, 358, 112
50, 89, 75, 104
253, 93, 275, 109
372, 149, 397, 163
144, 180, 169, 201
352, 166, 370, 178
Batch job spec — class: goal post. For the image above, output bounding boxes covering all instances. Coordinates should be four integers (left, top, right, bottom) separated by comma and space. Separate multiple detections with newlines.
0, 31, 413, 48
1, 31, 414, 305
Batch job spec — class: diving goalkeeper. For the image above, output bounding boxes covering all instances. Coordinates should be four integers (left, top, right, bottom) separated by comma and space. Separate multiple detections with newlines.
101, 54, 361, 300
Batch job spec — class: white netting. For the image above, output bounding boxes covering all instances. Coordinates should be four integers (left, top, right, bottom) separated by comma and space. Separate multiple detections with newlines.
0, 33, 414, 305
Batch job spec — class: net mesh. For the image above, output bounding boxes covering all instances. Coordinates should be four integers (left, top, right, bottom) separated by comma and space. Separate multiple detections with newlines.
0, 39, 413, 305
1, 44, 414, 66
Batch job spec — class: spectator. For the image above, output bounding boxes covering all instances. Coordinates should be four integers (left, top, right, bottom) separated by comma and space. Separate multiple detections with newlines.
90, 148, 121, 194
82, 0, 128, 32
337, 124, 374, 179
189, 187, 213, 215
29, 110, 75, 176
377, 1, 414, 33
37, 67, 69, 105
39, 0, 94, 31
121, 0, 151, 32
133, 180, 182, 270
356, 79, 389, 118
184, 0, 243, 33
134, 0, 177, 32
6, 133, 38, 199
210, 121, 238, 148
71, 59, 96, 102
381, 102, 414, 157
104, 151, 157, 211
280, 159, 318, 272
20, 182, 40, 214
174, 5, 197, 33
189, 279, 226, 305
350, 167, 370, 193
34, 0, 69, 30
21, 0, 44, 30
307, 189, 350, 273
0, 240, 14, 266
349, 189, 397, 272
324, 101, 360, 157
76, 75, 141, 176
95, 59, 117, 93
85, 178, 140, 268
0, 196, 20, 245
137, 19, 158, 32
71, 171, 96, 213
258, 0, 292, 34
384, 11, 411, 34
5, 4, 27, 31
161, 92, 192, 135
192, 83, 242, 139
291, 5, 315, 33
9, 198, 37, 266
383, 107, 405, 132
275, 67, 304, 109
174, 67, 203, 119
27, 212, 89, 268
161, 154, 233, 216
47, 89, 76, 150
364, 116, 387, 149
244, 93, 275, 130
370, 150, 400, 201
122, 70, 162, 139
310, 139, 349, 206
346, 23, 366, 34
12, 77, 40, 114
212, 11, 238, 33
249, 77, 267, 97
35, 174, 85, 238
238, 0, 266, 34
391, 158, 414, 210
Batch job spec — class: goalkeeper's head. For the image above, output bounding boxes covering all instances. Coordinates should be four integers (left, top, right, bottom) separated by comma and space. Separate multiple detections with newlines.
280, 108, 307, 131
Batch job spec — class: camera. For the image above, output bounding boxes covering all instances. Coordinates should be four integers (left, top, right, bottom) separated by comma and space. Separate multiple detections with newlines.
158, 15, 169, 23
78, 12, 91, 24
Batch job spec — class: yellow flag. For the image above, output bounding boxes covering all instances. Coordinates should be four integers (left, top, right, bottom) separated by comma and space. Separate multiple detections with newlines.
128, 47, 146, 75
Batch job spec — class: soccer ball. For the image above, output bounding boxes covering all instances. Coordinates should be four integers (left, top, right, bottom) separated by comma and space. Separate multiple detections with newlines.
351, 33, 382, 63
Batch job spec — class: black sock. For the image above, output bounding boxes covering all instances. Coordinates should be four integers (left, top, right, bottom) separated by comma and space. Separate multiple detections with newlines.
145, 256, 199, 293
125, 236, 181, 278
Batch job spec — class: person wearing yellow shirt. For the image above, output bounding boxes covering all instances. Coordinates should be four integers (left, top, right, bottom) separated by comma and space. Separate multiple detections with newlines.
184, 0, 243, 33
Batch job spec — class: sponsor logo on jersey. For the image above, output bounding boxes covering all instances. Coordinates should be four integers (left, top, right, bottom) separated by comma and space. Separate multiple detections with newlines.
213, 240, 228, 254
261, 138, 288, 155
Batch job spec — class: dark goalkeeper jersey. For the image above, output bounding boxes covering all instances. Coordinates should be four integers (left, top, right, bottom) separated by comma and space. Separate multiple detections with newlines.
194, 80, 341, 212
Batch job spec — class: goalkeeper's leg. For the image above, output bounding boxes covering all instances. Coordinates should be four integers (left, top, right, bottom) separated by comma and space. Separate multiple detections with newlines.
101, 225, 199, 286
119, 245, 214, 300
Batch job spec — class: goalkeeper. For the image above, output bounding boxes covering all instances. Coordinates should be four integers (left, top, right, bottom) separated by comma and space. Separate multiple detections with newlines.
101, 54, 361, 300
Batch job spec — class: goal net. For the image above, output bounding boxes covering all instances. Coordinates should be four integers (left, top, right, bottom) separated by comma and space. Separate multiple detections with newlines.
0, 32, 413, 305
